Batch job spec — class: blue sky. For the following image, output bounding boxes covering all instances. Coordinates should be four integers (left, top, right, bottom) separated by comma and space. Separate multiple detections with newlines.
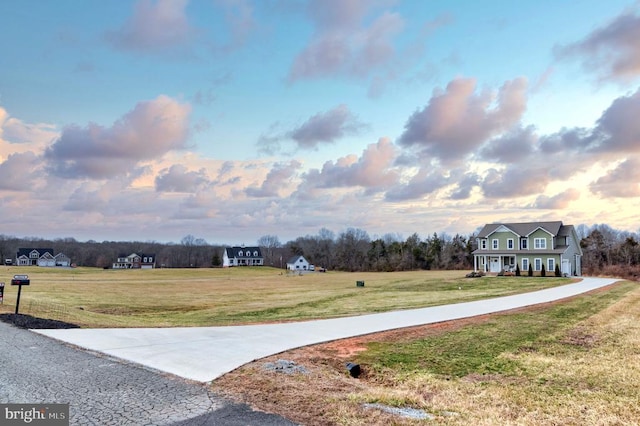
1, 0, 639, 245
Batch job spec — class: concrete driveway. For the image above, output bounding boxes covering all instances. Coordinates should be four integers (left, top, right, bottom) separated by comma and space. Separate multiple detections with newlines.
35, 277, 618, 383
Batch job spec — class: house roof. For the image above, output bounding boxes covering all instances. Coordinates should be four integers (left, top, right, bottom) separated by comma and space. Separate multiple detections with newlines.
287, 255, 307, 264
225, 246, 263, 258
117, 253, 155, 259
17, 248, 54, 258
478, 221, 564, 238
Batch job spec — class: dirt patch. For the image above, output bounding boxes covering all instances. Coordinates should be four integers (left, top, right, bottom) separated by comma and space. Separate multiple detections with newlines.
562, 326, 599, 348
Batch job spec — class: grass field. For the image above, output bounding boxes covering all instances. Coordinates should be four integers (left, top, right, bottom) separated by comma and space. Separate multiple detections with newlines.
214, 280, 640, 425
0, 266, 573, 328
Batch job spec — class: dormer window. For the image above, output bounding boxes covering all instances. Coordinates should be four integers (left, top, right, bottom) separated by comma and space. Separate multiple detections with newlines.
238, 250, 243, 256
253, 251, 258, 257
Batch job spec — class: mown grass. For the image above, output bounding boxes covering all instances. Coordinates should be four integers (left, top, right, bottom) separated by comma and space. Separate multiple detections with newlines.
351, 280, 640, 424
213, 280, 639, 425
0, 266, 571, 328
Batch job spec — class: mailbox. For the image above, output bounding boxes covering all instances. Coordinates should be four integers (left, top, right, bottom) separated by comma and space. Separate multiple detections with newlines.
11, 274, 30, 286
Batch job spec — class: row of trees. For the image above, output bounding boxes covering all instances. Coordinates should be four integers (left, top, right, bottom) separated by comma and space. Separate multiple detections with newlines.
1, 224, 639, 278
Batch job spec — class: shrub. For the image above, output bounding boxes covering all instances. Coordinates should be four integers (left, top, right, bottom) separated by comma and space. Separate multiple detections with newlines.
541, 264, 546, 277
515, 264, 521, 276
528, 263, 533, 277
555, 263, 561, 277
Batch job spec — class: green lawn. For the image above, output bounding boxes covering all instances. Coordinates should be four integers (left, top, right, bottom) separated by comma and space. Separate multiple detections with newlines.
0, 266, 573, 328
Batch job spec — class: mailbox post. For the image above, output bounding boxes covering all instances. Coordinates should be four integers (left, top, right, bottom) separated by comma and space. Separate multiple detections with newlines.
11, 274, 30, 315
0, 282, 4, 304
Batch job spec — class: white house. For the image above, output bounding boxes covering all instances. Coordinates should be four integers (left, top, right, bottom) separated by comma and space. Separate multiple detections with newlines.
287, 255, 311, 271
223, 246, 264, 267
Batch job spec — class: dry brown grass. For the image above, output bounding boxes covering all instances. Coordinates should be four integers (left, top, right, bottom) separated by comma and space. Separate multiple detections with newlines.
213, 282, 640, 425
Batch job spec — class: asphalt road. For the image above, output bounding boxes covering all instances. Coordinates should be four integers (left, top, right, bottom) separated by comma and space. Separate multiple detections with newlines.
0, 320, 296, 426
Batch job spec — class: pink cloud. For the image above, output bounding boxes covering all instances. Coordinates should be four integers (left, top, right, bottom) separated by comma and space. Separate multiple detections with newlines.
398, 77, 528, 162
288, 0, 404, 81
245, 160, 302, 197
45, 95, 191, 179
590, 158, 640, 197
155, 164, 209, 192
529, 189, 581, 209
106, 0, 193, 52
289, 104, 366, 148
300, 137, 399, 192
557, 9, 640, 82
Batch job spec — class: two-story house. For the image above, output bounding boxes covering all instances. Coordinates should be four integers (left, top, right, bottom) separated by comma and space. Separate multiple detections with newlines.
16, 248, 71, 267
222, 246, 264, 267
472, 221, 582, 276
112, 253, 156, 269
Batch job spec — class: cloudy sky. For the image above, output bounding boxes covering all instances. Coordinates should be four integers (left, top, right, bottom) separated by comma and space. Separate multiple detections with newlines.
1, 0, 639, 245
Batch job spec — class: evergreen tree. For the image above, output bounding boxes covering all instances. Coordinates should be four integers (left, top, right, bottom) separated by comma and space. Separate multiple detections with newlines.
528, 263, 533, 277
555, 263, 561, 277
515, 264, 521, 276
541, 264, 546, 277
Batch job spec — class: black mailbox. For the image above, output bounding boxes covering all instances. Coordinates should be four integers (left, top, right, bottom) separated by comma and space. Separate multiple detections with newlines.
11, 275, 30, 286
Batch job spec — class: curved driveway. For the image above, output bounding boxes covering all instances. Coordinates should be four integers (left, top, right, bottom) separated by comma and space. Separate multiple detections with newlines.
36, 277, 618, 383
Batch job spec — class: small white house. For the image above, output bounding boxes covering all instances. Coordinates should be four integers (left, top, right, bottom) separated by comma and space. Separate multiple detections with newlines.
287, 255, 311, 271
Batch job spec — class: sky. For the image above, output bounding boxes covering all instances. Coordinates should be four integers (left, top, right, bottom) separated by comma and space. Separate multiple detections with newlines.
1, 0, 639, 245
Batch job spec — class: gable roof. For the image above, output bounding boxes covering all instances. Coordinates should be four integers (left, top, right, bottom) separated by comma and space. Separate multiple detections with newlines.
478, 221, 563, 238
17, 248, 54, 258
225, 246, 263, 258
287, 255, 308, 265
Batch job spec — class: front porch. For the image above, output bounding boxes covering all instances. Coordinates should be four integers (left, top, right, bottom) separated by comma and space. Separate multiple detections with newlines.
474, 255, 516, 273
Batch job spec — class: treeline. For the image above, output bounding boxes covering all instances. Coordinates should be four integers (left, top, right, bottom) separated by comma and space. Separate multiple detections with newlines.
0, 224, 638, 279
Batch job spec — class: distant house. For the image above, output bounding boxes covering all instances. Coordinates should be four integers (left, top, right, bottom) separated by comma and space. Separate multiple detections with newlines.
112, 253, 156, 269
223, 246, 264, 267
16, 248, 71, 267
472, 221, 582, 275
287, 255, 311, 271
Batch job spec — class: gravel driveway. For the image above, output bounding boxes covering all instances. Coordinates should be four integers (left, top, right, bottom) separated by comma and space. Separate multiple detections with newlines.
0, 320, 296, 425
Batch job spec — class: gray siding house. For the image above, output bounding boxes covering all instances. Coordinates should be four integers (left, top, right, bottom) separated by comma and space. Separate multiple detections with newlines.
473, 221, 582, 276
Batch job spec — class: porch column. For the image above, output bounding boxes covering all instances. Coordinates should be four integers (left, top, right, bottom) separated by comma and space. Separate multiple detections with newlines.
474, 255, 477, 272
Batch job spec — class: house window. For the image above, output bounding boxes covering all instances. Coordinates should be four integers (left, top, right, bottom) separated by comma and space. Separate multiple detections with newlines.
534, 258, 542, 271
521, 239, 528, 249
481, 240, 487, 249
534, 238, 546, 249
522, 258, 529, 271
253, 251, 258, 257
238, 251, 243, 256
548, 258, 555, 272
507, 239, 514, 250
492, 239, 499, 249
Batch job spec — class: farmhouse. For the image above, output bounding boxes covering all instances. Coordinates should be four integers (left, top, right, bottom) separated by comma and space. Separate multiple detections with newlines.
112, 253, 156, 269
287, 255, 312, 271
16, 248, 71, 267
473, 221, 582, 275
223, 246, 264, 267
